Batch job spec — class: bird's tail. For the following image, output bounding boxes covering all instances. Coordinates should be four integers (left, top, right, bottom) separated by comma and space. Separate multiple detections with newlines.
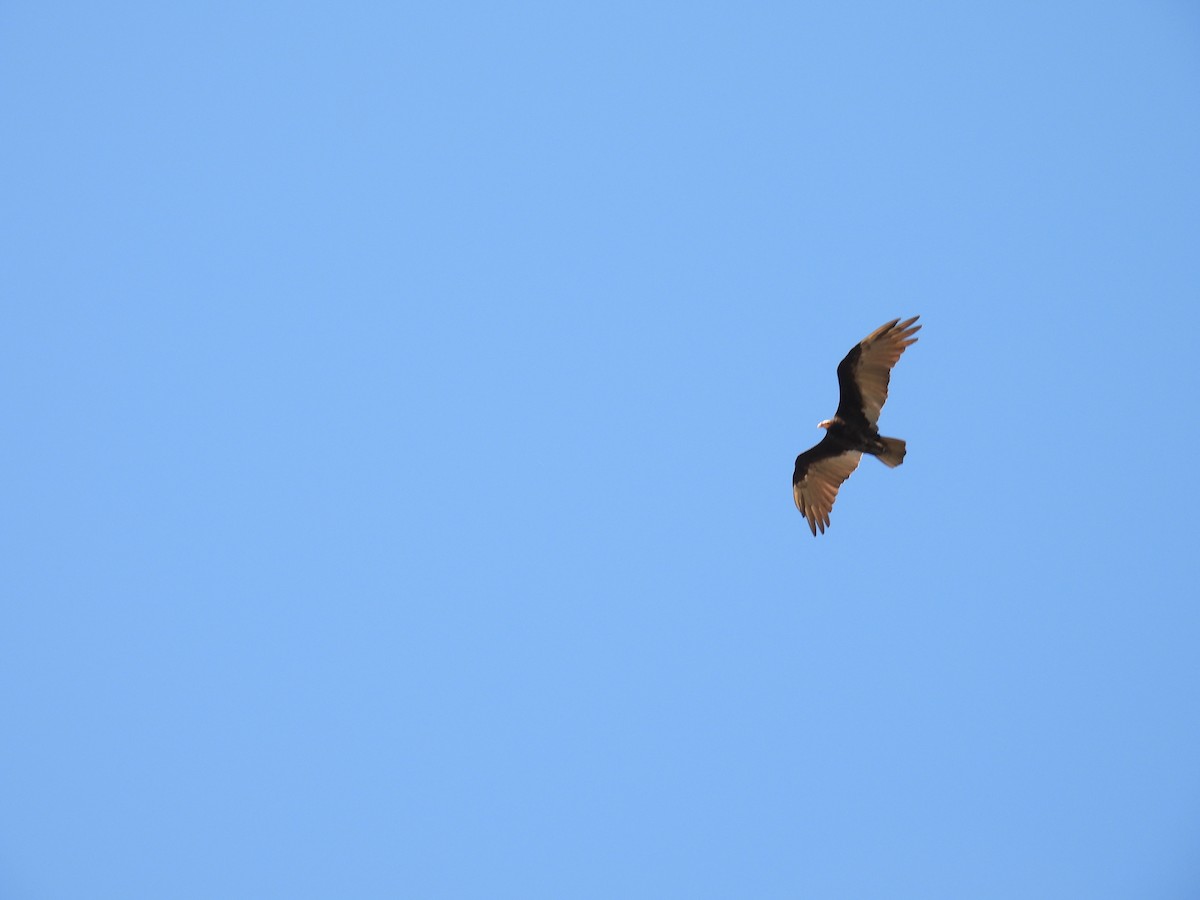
876, 436, 906, 468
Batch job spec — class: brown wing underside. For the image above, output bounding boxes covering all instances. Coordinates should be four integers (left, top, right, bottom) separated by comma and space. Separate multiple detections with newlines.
793, 450, 863, 536
842, 316, 920, 429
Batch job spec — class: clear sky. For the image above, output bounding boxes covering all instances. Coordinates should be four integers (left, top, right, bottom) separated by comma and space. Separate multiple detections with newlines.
4, 2, 1200, 897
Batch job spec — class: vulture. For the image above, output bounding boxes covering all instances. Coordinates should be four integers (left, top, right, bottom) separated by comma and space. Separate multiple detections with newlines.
793, 316, 920, 535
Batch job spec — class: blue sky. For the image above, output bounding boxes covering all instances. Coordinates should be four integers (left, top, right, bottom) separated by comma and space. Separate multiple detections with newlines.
4, 2, 1200, 897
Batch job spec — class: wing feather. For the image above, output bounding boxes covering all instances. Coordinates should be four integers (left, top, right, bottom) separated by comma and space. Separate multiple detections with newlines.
835, 316, 920, 429
792, 447, 863, 536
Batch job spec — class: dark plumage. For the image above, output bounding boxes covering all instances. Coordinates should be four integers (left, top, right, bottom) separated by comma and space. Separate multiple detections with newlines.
792, 317, 920, 535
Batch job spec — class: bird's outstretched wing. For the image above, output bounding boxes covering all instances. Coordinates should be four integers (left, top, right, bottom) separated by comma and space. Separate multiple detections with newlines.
834, 316, 920, 430
792, 440, 863, 536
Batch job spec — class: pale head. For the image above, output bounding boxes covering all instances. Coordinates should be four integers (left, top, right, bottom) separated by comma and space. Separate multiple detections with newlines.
818, 417, 838, 430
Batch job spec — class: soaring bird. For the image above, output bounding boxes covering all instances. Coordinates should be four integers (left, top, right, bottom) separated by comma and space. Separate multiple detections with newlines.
792, 317, 920, 535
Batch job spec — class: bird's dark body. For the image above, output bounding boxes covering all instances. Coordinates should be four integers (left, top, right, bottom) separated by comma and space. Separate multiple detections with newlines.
791, 420, 892, 484
823, 419, 885, 457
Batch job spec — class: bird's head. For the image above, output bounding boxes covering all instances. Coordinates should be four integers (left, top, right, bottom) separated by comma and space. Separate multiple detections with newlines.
818, 418, 837, 430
